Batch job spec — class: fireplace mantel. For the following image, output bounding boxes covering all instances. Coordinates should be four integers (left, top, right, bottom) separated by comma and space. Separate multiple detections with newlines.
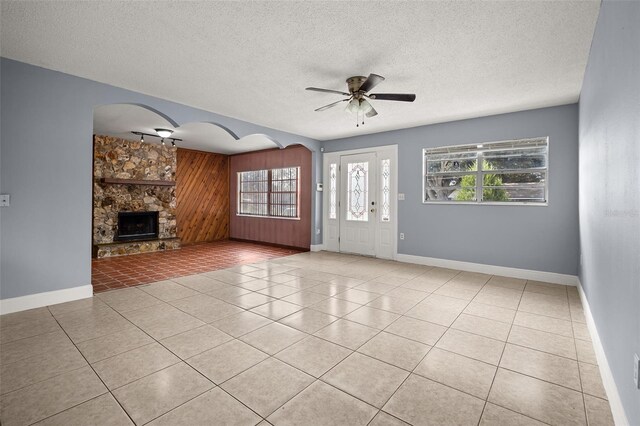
99, 178, 175, 187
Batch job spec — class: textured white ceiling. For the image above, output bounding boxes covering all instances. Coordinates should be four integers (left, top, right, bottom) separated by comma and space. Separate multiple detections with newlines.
1, 1, 600, 141
93, 104, 279, 154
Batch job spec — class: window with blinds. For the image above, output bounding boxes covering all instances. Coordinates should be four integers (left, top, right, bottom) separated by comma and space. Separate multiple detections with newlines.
423, 137, 548, 205
238, 167, 299, 218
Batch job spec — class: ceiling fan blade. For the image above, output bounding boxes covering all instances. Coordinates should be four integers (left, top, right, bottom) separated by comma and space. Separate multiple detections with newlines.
369, 93, 416, 102
358, 74, 385, 93
315, 98, 349, 112
306, 87, 351, 96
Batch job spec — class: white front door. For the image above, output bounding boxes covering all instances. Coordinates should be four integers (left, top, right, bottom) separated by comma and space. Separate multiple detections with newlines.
339, 153, 377, 256
323, 145, 397, 259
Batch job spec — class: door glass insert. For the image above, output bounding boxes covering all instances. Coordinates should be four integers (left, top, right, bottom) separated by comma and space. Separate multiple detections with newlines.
381, 159, 391, 222
346, 162, 368, 221
329, 163, 337, 219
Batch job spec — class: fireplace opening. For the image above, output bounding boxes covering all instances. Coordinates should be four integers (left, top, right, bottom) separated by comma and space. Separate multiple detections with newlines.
115, 211, 159, 242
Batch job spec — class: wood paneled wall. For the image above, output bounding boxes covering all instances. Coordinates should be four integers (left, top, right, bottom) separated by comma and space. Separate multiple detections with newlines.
176, 148, 229, 244
229, 145, 311, 250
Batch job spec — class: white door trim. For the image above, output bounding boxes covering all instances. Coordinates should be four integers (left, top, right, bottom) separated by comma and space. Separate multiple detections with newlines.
323, 145, 398, 260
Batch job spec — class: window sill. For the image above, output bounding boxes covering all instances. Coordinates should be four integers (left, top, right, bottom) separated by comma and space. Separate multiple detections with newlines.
236, 214, 301, 221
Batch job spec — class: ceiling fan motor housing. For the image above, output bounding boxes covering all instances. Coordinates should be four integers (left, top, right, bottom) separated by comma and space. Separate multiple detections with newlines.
346, 76, 368, 95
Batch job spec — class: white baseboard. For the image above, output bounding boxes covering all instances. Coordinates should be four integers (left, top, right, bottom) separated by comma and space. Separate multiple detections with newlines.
310, 244, 324, 252
0, 284, 93, 315
576, 279, 629, 426
396, 253, 578, 286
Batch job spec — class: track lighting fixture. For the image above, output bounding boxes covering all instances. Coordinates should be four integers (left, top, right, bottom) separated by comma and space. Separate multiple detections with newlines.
131, 131, 182, 147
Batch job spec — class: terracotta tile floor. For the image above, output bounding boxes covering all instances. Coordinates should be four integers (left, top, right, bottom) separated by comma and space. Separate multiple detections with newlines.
0, 252, 614, 425
91, 240, 303, 293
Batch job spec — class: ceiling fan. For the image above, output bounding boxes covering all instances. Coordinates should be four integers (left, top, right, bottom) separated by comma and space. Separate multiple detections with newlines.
306, 73, 416, 126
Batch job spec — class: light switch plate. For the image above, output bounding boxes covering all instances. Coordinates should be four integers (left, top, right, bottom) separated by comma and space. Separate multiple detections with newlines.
0, 194, 9, 207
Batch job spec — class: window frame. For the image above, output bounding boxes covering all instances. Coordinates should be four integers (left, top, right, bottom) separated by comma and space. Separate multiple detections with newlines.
422, 137, 549, 206
237, 166, 301, 220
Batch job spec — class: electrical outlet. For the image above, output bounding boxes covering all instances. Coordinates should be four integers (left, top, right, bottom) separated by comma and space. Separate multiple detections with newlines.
399, 233, 405, 240
316, 228, 321, 235
634, 353, 639, 389
398, 193, 405, 201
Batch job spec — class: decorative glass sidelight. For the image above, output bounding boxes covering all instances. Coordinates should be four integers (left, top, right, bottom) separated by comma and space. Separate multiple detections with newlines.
381, 159, 391, 222
329, 163, 337, 219
346, 162, 369, 221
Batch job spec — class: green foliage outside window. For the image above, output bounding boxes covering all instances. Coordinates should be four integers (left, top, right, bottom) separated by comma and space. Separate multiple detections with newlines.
456, 160, 509, 201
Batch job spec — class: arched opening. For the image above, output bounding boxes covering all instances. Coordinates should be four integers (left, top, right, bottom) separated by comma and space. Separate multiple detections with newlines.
90, 103, 309, 291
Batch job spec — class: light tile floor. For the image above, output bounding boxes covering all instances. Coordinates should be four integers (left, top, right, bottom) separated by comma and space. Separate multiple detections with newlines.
0, 252, 614, 426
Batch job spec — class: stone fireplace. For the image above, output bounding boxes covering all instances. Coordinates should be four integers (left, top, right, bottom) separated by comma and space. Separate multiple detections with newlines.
92, 135, 180, 257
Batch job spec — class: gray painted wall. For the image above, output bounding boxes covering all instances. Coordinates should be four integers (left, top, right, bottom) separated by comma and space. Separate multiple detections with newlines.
0, 58, 321, 300
323, 104, 580, 275
579, 0, 640, 422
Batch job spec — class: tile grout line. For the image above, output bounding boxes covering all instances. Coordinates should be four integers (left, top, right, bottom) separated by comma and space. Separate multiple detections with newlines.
231, 266, 445, 423
474, 280, 584, 426
342, 270, 476, 424
81, 291, 273, 425
476, 277, 527, 425
67, 295, 239, 423
41, 306, 139, 426
113, 301, 278, 425
570, 293, 591, 425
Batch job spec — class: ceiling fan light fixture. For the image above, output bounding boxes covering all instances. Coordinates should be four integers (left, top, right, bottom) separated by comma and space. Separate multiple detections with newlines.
359, 99, 373, 114
155, 128, 173, 138
346, 99, 360, 114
